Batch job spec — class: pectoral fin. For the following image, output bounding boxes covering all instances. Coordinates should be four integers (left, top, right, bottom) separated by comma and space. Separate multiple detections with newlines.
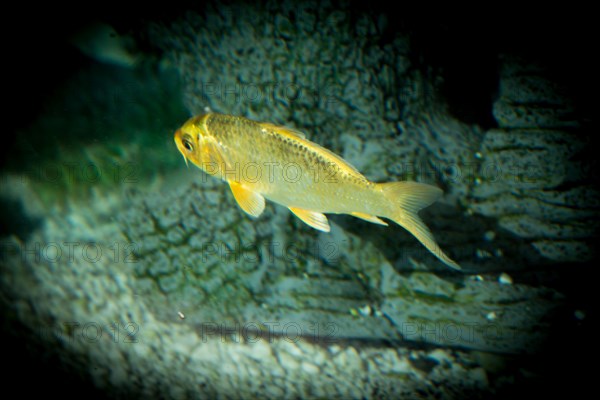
289, 207, 330, 232
229, 181, 265, 218
351, 212, 388, 226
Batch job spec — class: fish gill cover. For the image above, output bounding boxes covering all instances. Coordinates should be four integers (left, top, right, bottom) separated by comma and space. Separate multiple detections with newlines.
0, 1, 596, 399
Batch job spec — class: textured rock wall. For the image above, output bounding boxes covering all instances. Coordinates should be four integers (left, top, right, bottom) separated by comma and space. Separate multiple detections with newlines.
119, 171, 561, 355
0, 171, 545, 398
472, 55, 598, 264
1, 1, 596, 398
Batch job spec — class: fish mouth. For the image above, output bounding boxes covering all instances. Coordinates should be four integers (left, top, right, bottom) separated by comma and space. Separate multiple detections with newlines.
174, 129, 189, 168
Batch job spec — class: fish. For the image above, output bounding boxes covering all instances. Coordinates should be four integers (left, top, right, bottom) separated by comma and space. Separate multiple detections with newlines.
174, 113, 461, 270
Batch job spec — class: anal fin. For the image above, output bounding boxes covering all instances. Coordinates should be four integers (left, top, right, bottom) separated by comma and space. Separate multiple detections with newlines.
229, 181, 265, 218
351, 212, 388, 226
289, 207, 330, 232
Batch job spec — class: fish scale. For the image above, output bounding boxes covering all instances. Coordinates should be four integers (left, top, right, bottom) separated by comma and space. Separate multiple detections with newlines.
204, 114, 371, 203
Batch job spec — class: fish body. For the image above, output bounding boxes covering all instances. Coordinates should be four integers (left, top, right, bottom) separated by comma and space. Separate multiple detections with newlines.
175, 113, 460, 269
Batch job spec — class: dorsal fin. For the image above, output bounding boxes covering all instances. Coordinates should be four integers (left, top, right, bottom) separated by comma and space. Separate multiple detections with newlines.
259, 122, 306, 139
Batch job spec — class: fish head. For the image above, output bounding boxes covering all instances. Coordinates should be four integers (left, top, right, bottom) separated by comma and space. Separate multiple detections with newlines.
174, 128, 191, 168
174, 115, 213, 170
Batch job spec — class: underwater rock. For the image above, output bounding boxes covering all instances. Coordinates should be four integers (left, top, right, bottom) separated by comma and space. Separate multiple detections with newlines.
1, 170, 563, 398
473, 56, 598, 263
115, 171, 563, 356
492, 56, 579, 129
2, 1, 595, 398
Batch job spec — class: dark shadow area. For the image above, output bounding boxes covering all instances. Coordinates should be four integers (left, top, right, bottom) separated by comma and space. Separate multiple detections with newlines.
0, 197, 43, 242
388, 10, 595, 130
491, 303, 594, 398
0, 293, 109, 399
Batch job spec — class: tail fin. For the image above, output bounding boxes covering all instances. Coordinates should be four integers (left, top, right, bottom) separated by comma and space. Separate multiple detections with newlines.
379, 181, 461, 270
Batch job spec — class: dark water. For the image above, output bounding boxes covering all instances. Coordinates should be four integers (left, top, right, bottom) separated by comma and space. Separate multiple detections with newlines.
2, 3, 596, 399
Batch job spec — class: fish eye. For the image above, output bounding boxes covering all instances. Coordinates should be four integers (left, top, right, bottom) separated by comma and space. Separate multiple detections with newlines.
182, 137, 194, 152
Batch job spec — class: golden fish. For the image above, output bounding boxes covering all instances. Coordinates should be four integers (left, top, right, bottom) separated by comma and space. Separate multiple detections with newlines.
174, 113, 460, 269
